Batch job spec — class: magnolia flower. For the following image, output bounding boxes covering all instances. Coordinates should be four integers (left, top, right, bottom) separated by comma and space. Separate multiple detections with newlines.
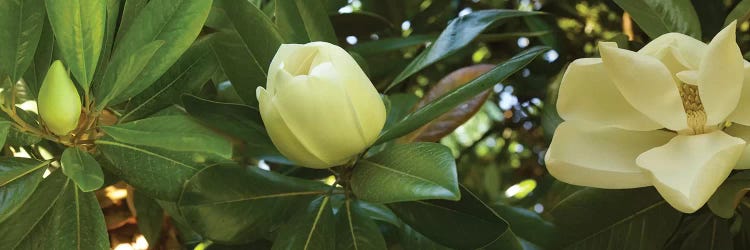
257, 42, 386, 169
545, 21, 750, 213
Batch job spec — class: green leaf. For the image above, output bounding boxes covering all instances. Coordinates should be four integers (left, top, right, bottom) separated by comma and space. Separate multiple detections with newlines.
336, 199, 388, 250
43, 180, 110, 249
726, 0, 750, 25
547, 184, 682, 249
708, 170, 750, 218
97, 136, 221, 200
399, 224, 451, 250
386, 10, 541, 91
0, 0, 45, 83
352, 142, 459, 203
0, 121, 12, 147
388, 187, 521, 249
23, 18, 55, 100
350, 34, 436, 57
101, 115, 232, 159
211, 0, 284, 105
664, 209, 732, 250
60, 147, 104, 192
90, 0, 122, 86
0, 170, 67, 248
98, 0, 213, 106
120, 36, 218, 122
182, 95, 284, 162
177, 164, 330, 244
271, 196, 335, 250
133, 190, 165, 246
376, 46, 547, 144
115, 0, 148, 45
276, 0, 338, 43
612, 0, 702, 39
45, 0, 105, 91
0, 158, 49, 223
492, 204, 559, 248
330, 12, 393, 38
95, 40, 164, 109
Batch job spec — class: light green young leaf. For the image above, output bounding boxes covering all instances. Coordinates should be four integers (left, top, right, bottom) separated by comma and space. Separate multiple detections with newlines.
45, 0, 105, 91
61, 147, 104, 192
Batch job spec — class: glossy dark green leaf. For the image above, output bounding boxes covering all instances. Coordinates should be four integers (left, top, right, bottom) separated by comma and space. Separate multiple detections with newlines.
115, 0, 148, 45
60, 147, 103, 192
330, 12, 393, 38
45, 0, 105, 91
90, 0, 122, 86
399, 224, 451, 250
3, 109, 42, 146
493, 204, 559, 249
95, 40, 164, 109
336, 199, 388, 250
376, 46, 547, 144
388, 187, 521, 249
181, 94, 283, 162
42, 180, 109, 249
23, 18, 55, 100
664, 209, 732, 250
120, 36, 218, 122
276, 0, 337, 43
386, 10, 541, 91
97, 0, 213, 107
272, 196, 335, 250
726, 0, 750, 25
0, 170, 67, 248
210, 0, 284, 105
0, 157, 49, 223
133, 190, 165, 246
612, 0, 701, 39
547, 185, 682, 249
101, 115, 232, 159
358, 201, 402, 227
708, 170, 750, 218
178, 164, 330, 244
0, 0, 45, 83
352, 142, 459, 203
97, 136, 222, 200
350, 34, 436, 57
0, 121, 12, 147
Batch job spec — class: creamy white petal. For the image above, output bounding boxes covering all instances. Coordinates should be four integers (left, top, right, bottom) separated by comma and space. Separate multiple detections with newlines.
636, 131, 746, 213
698, 21, 743, 126
272, 71, 369, 165
267, 44, 306, 93
545, 122, 675, 189
728, 63, 750, 125
256, 87, 332, 168
557, 58, 662, 131
312, 43, 386, 145
599, 44, 687, 131
638, 33, 706, 70
724, 124, 750, 169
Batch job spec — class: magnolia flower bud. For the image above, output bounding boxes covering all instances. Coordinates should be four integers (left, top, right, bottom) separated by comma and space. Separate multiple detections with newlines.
257, 42, 386, 169
38, 60, 82, 135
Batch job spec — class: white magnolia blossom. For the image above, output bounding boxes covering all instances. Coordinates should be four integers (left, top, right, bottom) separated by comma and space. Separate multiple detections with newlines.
545, 21, 750, 213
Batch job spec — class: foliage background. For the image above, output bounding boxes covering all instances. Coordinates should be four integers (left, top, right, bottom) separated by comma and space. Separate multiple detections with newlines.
8, 0, 750, 249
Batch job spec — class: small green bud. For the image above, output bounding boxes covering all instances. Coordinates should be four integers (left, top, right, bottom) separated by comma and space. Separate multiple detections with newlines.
38, 60, 82, 136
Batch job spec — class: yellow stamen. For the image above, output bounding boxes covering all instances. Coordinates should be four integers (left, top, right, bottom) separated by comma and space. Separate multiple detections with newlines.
679, 84, 706, 135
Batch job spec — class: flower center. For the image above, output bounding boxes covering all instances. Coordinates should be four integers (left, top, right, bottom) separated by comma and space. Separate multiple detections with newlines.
679, 83, 708, 135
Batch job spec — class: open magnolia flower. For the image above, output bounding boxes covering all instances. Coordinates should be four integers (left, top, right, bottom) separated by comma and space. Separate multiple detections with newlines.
545, 21, 750, 213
